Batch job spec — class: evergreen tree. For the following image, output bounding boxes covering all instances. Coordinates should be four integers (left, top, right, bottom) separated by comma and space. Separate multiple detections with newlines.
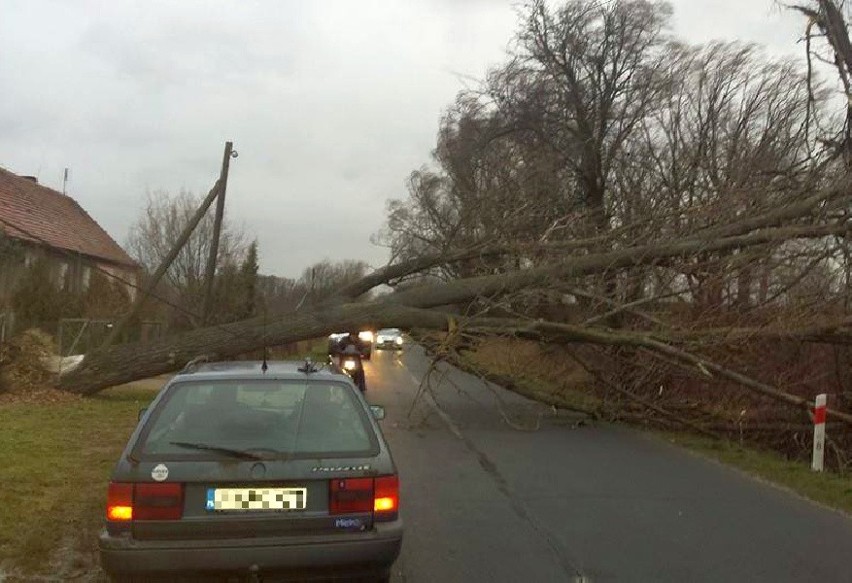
238, 240, 260, 319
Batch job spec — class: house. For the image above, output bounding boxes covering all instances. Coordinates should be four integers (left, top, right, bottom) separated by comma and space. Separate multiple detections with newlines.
0, 166, 140, 307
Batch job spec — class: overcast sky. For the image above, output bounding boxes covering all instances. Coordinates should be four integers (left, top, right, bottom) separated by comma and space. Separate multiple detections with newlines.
0, 0, 812, 278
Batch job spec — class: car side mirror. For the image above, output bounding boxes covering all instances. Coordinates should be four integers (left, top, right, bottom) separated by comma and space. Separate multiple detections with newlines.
370, 405, 386, 420
138, 407, 147, 421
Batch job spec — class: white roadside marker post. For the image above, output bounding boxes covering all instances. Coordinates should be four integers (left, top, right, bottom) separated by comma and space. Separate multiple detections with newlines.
811, 393, 827, 473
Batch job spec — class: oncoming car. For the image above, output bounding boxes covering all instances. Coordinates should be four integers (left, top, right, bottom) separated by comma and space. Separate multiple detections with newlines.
357, 330, 375, 348
375, 329, 403, 351
99, 360, 402, 582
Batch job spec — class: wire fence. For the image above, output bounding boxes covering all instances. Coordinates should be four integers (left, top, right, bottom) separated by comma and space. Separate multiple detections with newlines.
0, 314, 164, 356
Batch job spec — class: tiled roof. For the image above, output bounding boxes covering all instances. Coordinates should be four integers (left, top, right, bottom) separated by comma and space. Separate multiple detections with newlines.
0, 166, 137, 268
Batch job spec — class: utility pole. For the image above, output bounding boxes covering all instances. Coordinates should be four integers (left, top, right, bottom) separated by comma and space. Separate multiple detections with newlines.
201, 141, 236, 324
96, 141, 233, 352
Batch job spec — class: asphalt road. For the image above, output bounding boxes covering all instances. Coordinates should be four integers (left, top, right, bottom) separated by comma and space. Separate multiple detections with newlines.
363, 344, 852, 583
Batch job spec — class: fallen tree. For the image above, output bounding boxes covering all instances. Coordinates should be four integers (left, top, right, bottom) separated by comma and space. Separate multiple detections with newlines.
58, 216, 852, 433
61, 193, 850, 377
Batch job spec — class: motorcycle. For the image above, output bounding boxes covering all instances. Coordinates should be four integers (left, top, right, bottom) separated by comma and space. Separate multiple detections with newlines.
340, 353, 367, 393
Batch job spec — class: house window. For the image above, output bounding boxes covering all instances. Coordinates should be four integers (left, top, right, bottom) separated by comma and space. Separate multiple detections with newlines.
56, 261, 69, 286
82, 266, 91, 291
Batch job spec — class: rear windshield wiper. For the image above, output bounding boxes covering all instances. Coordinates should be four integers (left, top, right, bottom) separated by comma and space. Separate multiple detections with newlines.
169, 441, 267, 460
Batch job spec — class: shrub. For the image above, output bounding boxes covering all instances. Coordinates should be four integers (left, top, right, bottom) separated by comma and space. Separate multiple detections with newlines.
0, 328, 55, 394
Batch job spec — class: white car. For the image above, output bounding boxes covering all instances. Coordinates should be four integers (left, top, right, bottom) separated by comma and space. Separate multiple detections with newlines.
375, 328, 404, 350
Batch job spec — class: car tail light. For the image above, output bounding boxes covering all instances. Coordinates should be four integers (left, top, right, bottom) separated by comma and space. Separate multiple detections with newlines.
329, 475, 399, 520
134, 483, 184, 520
106, 482, 133, 522
105, 481, 184, 522
373, 475, 399, 521
330, 478, 374, 514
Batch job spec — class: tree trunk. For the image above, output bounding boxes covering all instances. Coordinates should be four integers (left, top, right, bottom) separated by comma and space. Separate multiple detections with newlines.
59, 303, 450, 395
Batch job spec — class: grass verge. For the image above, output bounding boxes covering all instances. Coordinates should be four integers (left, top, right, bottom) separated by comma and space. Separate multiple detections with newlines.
0, 378, 166, 580
659, 432, 852, 514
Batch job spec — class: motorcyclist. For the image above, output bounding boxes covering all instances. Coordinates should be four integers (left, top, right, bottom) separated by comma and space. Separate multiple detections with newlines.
337, 332, 366, 392
337, 331, 364, 356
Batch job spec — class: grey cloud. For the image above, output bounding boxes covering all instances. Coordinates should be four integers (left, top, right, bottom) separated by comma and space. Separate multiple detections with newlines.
0, 0, 814, 277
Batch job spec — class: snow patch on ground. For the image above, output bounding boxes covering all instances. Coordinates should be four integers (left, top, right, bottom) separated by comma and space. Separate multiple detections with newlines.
41, 354, 85, 374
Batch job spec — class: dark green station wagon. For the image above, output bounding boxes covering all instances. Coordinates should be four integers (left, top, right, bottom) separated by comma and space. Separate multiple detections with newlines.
99, 360, 402, 582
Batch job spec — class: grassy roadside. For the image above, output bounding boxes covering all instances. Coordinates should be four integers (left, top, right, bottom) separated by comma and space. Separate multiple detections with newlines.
658, 432, 852, 514
0, 378, 166, 580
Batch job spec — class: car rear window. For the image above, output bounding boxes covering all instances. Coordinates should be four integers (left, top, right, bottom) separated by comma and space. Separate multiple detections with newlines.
135, 379, 378, 460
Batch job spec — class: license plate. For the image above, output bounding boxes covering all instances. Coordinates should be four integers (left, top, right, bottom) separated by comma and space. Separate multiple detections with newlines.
206, 487, 307, 512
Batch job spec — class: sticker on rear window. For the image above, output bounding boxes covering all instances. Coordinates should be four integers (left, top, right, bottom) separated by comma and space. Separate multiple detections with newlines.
151, 463, 169, 481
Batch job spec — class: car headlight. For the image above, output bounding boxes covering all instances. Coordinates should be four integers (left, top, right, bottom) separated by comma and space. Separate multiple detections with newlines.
395, 337, 403, 344
358, 331, 374, 342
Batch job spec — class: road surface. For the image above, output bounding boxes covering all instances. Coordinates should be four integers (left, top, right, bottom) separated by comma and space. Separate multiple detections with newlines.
364, 345, 852, 583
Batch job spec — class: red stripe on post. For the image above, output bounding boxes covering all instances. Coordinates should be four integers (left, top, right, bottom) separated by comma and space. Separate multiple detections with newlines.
814, 406, 827, 425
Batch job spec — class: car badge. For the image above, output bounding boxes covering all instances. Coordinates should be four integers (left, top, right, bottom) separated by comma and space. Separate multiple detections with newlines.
311, 464, 371, 472
151, 463, 169, 481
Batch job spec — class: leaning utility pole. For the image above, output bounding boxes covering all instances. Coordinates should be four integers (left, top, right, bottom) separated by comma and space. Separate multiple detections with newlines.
95, 141, 234, 352
201, 141, 236, 324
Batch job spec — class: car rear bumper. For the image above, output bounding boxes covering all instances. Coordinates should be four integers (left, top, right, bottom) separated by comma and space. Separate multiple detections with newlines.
99, 520, 402, 577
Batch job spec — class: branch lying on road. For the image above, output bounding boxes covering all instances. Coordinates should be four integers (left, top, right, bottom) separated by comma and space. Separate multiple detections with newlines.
60, 284, 852, 428
563, 348, 722, 439
458, 318, 852, 426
